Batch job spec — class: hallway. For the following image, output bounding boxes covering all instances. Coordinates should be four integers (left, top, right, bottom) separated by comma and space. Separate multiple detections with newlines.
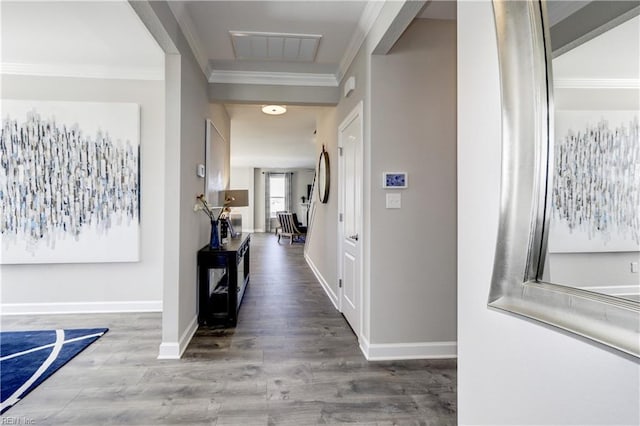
2, 233, 456, 425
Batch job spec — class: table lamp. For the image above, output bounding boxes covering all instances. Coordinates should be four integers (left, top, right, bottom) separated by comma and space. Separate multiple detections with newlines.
221, 189, 249, 239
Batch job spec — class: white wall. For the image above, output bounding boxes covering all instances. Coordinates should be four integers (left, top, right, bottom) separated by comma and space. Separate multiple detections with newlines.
209, 82, 339, 105
457, 1, 640, 424
210, 103, 231, 147
254, 168, 265, 232
0, 75, 164, 313
134, 1, 230, 358
176, 38, 214, 348
305, 107, 339, 303
306, 2, 408, 332
305, 2, 458, 358
305, 42, 368, 319
230, 166, 255, 232
369, 18, 457, 347
547, 252, 640, 298
294, 169, 315, 227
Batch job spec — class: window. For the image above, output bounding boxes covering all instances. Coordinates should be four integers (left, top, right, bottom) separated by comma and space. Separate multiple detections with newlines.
269, 174, 286, 218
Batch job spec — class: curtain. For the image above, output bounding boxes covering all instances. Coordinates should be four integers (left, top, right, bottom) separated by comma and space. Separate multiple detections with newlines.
284, 172, 292, 213
264, 172, 272, 232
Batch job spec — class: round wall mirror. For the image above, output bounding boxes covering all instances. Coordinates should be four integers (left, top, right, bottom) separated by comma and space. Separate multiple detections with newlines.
317, 146, 330, 203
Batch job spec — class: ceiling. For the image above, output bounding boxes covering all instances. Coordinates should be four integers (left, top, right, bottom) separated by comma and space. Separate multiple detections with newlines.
170, 0, 456, 82
553, 14, 640, 81
186, 0, 455, 170
546, 0, 591, 26
0, 0, 457, 170
226, 104, 326, 169
553, 14, 639, 110
3, 0, 634, 169
0, 1, 164, 79
170, 0, 367, 170
418, 0, 456, 20
180, 1, 367, 77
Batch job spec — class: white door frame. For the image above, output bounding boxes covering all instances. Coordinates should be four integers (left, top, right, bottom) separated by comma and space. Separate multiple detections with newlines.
337, 100, 364, 339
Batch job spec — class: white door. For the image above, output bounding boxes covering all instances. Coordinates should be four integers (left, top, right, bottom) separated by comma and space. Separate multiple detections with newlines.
338, 102, 363, 336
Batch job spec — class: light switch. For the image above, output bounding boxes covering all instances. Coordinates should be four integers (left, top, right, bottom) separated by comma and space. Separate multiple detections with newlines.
386, 193, 401, 209
632, 262, 639, 273
197, 164, 205, 178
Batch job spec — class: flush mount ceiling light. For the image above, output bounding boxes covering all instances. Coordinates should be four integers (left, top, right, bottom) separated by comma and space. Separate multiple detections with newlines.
262, 105, 287, 115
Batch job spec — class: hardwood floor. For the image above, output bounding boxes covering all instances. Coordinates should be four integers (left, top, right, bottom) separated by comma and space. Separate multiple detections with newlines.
1, 233, 456, 425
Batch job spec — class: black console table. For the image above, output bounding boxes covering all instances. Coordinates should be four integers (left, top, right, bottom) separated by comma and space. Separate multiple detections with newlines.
197, 234, 250, 326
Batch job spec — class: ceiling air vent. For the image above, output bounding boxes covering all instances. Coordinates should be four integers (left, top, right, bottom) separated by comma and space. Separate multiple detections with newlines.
230, 31, 322, 62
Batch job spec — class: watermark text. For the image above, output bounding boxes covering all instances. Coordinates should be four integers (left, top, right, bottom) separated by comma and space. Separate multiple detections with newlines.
0, 417, 35, 425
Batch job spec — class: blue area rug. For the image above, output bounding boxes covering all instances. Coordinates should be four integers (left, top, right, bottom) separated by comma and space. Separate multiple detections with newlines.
0, 328, 108, 414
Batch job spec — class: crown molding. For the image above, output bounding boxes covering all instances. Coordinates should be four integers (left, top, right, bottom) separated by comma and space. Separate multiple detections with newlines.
554, 78, 640, 89
209, 69, 338, 87
0, 62, 164, 81
336, 0, 385, 83
167, 2, 209, 77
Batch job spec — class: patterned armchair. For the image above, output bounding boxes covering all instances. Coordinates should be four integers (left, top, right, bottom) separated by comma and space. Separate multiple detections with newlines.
276, 212, 306, 245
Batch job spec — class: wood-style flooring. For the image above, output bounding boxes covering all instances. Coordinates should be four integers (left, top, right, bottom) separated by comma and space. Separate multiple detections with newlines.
1, 233, 456, 425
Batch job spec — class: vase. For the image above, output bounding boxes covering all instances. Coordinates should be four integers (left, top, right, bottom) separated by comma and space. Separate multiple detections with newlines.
209, 219, 220, 249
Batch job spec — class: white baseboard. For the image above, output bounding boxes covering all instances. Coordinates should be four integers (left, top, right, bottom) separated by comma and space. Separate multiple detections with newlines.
304, 253, 339, 310
157, 314, 198, 359
254, 228, 265, 233
359, 335, 370, 358
360, 335, 457, 360
0, 300, 162, 315
157, 342, 180, 359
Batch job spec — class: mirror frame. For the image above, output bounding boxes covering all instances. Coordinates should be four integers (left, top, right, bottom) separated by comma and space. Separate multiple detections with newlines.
318, 146, 330, 204
489, 0, 639, 358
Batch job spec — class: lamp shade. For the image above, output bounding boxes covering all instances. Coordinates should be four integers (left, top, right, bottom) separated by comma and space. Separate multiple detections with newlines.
224, 189, 249, 207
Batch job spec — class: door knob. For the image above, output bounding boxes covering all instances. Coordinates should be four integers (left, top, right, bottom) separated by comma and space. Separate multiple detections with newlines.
349, 234, 359, 241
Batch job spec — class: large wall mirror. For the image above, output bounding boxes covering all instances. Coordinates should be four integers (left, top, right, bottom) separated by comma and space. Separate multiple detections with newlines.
489, 0, 639, 358
317, 146, 330, 204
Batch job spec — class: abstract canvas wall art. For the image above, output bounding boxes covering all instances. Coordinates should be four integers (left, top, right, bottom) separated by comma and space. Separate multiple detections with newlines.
0, 100, 140, 264
549, 111, 640, 253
